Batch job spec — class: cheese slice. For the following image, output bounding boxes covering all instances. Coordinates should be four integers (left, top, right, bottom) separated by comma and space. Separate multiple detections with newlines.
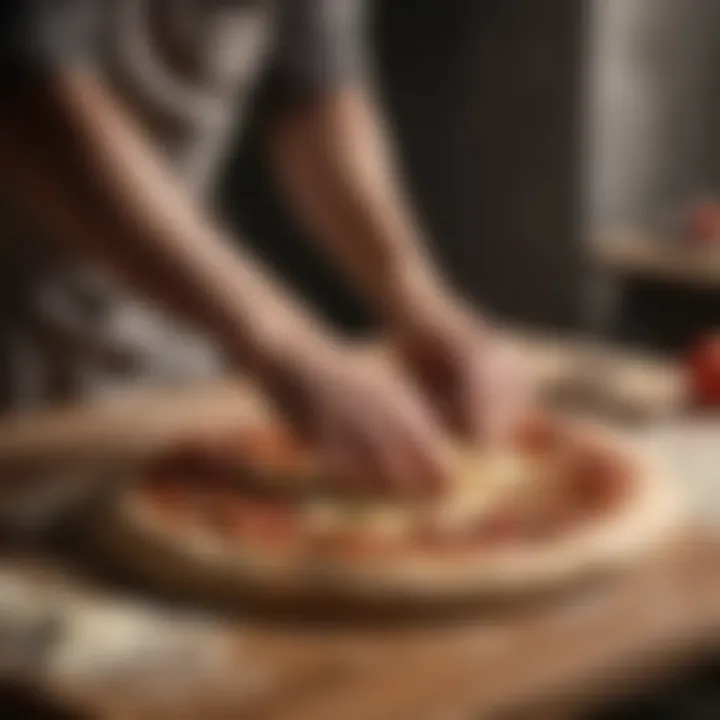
301, 447, 537, 540
352, 504, 413, 540
433, 449, 534, 530
303, 500, 412, 540
303, 501, 348, 534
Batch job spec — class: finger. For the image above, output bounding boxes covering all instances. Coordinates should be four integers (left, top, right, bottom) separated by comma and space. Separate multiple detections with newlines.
323, 411, 401, 497
313, 403, 367, 495
469, 341, 532, 445
393, 398, 450, 497
464, 358, 496, 444
372, 425, 430, 498
345, 421, 399, 496
486, 377, 530, 446
488, 395, 519, 445
401, 433, 448, 498
323, 432, 372, 495
340, 388, 448, 498
356, 370, 449, 496
498, 350, 536, 435
507, 373, 535, 429
468, 377, 516, 447
358, 422, 411, 496
348, 407, 440, 498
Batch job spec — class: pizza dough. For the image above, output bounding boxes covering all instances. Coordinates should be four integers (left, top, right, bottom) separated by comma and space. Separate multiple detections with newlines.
87, 418, 685, 607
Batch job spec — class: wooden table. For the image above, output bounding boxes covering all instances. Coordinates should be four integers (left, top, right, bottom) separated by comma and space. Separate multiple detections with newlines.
238, 536, 720, 720
0, 335, 717, 719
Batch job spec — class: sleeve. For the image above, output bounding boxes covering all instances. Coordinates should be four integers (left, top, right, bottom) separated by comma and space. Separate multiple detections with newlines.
0, 0, 100, 76
264, 0, 369, 108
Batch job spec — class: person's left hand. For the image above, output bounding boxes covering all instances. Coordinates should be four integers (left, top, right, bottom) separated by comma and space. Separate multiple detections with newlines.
390, 292, 533, 445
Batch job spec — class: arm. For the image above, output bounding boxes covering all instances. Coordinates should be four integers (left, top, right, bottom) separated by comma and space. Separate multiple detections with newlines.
0, 68, 446, 493
0, 70, 323, 377
262, 0, 529, 443
268, 87, 444, 324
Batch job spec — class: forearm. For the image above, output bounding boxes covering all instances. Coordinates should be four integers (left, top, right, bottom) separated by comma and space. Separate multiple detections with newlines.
0, 70, 327, 376
268, 88, 447, 323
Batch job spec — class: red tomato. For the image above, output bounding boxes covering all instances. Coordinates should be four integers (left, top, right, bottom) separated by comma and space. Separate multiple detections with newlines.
686, 202, 720, 245
689, 334, 720, 406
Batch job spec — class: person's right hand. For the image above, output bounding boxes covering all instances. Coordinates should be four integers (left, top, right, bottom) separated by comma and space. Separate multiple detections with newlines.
258, 339, 448, 497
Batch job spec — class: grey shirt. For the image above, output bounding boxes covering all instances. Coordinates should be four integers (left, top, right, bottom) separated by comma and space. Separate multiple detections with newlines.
0, 0, 367, 408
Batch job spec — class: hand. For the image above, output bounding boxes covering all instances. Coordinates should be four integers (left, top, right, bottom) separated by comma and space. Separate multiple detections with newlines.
391, 294, 532, 445
257, 338, 448, 497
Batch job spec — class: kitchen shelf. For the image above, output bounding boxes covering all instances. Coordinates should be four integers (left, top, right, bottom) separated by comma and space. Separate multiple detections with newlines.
593, 231, 720, 291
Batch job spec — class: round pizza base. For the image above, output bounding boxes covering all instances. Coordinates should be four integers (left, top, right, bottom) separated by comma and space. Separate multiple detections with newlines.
87, 427, 687, 611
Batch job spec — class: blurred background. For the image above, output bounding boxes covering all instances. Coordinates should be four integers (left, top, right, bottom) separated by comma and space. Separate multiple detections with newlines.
219, 0, 720, 354
221, 0, 586, 333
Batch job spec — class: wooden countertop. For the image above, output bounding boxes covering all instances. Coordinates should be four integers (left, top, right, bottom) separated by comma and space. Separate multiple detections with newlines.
0, 333, 716, 720
241, 534, 720, 720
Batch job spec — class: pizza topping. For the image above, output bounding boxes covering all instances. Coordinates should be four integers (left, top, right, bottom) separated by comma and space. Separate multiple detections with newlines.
432, 449, 532, 529
156, 427, 323, 494
230, 426, 320, 479
223, 501, 299, 546
143, 473, 202, 521
471, 507, 526, 544
137, 419, 634, 561
513, 416, 564, 454
351, 505, 413, 541
302, 501, 347, 534
569, 449, 628, 510
689, 334, 720, 407
303, 501, 410, 540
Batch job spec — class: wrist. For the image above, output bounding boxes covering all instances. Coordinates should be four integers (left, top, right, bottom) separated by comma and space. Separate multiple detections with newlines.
236, 315, 340, 391
381, 257, 450, 329
384, 270, 494, 346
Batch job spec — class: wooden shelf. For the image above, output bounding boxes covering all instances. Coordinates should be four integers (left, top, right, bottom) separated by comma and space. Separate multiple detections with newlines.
593, 231, 720, 291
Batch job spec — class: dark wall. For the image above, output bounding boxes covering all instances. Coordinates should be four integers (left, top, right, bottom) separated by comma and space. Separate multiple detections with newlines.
220, 0, 586, 331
